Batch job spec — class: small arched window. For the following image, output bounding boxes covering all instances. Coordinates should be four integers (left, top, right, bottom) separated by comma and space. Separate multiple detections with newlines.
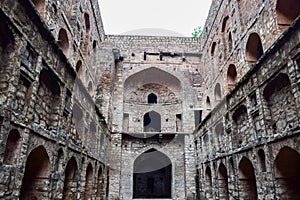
245, 33, 263, 62
76, 60, 84, 81
211, 42, 217, 56
228, 32, 233, 51
214, 83, 222, 101
227, 64, 237, 87
206, 96, 211, 110
221, 16, 229, 33
84, 13, 90, 32
58, 29, 69, 55
148, 93, 157, 104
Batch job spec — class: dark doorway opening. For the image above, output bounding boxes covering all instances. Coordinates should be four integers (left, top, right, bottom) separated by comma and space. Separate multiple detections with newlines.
148, 93, 158, 104
133, 149, 172, 198
143, 111, 161, 132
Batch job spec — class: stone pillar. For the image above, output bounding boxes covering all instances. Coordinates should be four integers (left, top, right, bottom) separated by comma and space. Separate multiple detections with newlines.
184, 134, 196, 199
108, 133, 122, 199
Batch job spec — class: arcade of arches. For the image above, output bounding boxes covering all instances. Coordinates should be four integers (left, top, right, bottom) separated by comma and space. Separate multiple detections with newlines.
0, 0, 299, 200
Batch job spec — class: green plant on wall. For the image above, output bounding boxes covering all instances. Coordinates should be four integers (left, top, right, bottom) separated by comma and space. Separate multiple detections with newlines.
192, 26, 202, 38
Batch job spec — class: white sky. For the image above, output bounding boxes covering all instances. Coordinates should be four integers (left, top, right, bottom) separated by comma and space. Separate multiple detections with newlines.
98, 0, 212, 37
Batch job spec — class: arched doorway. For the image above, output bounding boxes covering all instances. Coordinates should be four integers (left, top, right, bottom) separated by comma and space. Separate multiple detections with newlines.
62, 157, 79, 199
238, 157, 258, 200
20, 146, 50, 199
84, 163, 93, 199
143, 111, 161, 132
274, 146, 300, 199
133, 149, 172, 198
205, 166, 213, 199
218, 163, 229, 200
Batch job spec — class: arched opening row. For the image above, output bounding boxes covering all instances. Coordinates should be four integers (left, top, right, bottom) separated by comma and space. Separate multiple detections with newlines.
202, 146, 300, 199
19, 145, 105, 199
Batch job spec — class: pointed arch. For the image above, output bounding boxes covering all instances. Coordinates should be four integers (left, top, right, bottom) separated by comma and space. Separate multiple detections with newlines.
245, 33, 263, 62
258, 149, 266, 172
62, 157, 79, 199
205, 166, 213, 199
133, 148, 172, 198
31, 0, 45, 18
274, 146, 300, 199
214, 83, 222, 101
221, 16, 229, 33
276, 0, 300, 25
84, 163, 94, 198
232, 105, 248, 147
4, 129, 21, 165
58, 29, 69, 55
84, 13, 91, 32
227, 64, 237, 88
124, 67, 182, 92
20, 146, 50, 199
143, 111, 161, 132
263, 73, 295, 133
206, 96, 211, 110
148, 93, 158, 104
218, 163, 229, 199
263, 73, 291, 101
56, 148, 64, 171
238, 157, 258, 199
211, 42, 217, 56
76, 60, 84, 81
96, 166, 104, 197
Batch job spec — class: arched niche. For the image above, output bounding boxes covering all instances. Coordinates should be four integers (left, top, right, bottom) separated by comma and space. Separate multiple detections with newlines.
276, 0, 300, 25
31, 0, 45, 18
133, 148, 172, 198
205, 166, 213, 199
227, 64, 237, 88
84, 163, 93, 198
274, 146, 300, 199
124, 67, 182, 94
218, 163, 229, 200
263, 73, 295, 133
206, 96, 211, 110
245, 33, 263, 62
75, 60, 84, 81
211, 42, 217, 56
221, 16, 229, 33
214, 83, 222, 101
84, 13, 90, 32
238, 157, 258, 200
20, 146, 50, 199
62, 157, 79, 199
58, 29, 69, 55
4, 129, 21, 165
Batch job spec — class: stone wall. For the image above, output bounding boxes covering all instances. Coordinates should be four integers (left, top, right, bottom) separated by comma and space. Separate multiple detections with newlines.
0, 0, 110, 199
198, 0, 299, 118
194, 17, 300, 200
